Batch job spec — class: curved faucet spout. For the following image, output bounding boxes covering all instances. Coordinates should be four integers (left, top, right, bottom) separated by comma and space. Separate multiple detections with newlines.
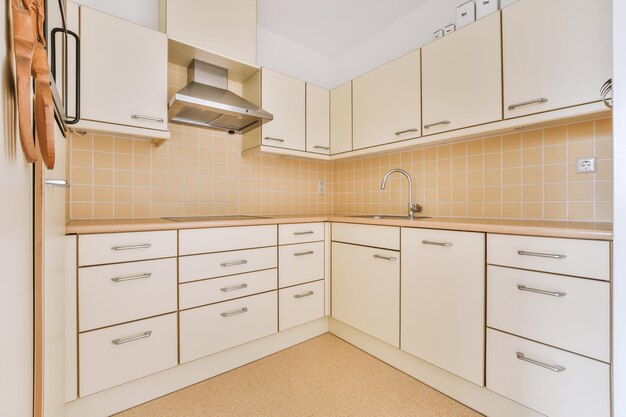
380, 169, 422, 219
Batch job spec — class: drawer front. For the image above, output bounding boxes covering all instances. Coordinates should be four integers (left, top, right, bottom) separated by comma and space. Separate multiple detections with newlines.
278, 241, 325, 288
179, 246, 277, 283
79, 313, 177, 396
79, 258, 177, 332
279, 222, 325, 245
487, 234, 610, 280
487, 329, 610, 417
79, 230, 177, 266
179, 269, 277, 310
179, 225, 277, 255
279, 280, 325, 331
179, 291, 277, 363
488, 265, 610, 362
332, 223, 399, 250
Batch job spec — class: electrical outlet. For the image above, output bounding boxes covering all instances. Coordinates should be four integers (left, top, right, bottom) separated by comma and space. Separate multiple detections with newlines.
317, 179, 326, 195
576, 157, 597, 173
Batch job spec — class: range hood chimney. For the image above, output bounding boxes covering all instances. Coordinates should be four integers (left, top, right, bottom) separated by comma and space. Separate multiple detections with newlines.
168, 60, 272, 134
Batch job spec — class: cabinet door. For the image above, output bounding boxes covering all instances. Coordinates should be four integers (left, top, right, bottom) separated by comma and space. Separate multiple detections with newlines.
503, 0, 612, 117
331, 242, 399, 347
261, 68, 306, 151
306, 84, 330, 154
422, 12, 502, 134
80, 6, 168, 130
353, 49, 421, 150
401, 229, 485, 385
330, 81, 352, 154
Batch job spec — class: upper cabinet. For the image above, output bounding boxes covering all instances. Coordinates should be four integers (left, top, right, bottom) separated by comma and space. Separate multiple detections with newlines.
306, 84, 330, 155
353, 49, 421, 150
330, 81, 352, 155
502, 0, 612, 118
166, 0, 257, 65
422, 12, 502, 134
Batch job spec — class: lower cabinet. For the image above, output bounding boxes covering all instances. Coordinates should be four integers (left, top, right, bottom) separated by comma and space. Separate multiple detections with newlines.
401, 228, 485, 385
279, 280, 325, 331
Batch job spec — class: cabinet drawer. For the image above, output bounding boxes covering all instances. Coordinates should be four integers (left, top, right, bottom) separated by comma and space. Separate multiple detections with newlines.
279, 222, 325, 245
179, 269, 277, 310
487, 234, 610, 280
487, 265, 610, 362
179, 225, 277, 256
486, 329, 610, 417
332, 223, 399, 250
79, 313, 177, 396
79, 258, 177, 332
279, 280, 325, 331
78, 230, 177, 266
179, 246, 277, 283
179, 291, 277, 363
278, 241, 325, 288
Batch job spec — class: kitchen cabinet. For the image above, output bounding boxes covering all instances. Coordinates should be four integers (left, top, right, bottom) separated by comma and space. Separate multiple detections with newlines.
422, 12, 502, 134
306, 84, 330, 154
352, 49, 421, 150
401, 228, 485, 386
330, 81, 352, 154
279, 280, 325, 331
502, 0, 612, 117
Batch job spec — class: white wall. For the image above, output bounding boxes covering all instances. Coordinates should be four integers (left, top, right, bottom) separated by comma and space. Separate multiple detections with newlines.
1, 2, 34, 416
72, 0, 160, 30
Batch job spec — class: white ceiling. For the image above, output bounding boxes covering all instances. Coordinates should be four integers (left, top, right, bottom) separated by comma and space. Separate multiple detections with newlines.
257, 0, 432, 58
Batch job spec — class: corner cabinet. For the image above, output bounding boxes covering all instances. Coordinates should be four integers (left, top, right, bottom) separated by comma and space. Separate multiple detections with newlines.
306, 84, 331, 155
353, 49, 421, 150
330, 81, 352, 155
502, 0, 612, 117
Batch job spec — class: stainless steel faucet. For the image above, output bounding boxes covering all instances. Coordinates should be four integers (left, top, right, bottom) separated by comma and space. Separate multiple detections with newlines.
380, 168, 423, 219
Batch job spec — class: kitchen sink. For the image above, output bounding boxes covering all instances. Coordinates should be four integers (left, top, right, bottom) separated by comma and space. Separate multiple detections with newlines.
162, 215, 269, 222
347, 215, 431, 220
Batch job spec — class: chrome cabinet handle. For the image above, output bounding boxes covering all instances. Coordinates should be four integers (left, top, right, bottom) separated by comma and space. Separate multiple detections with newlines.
132, 114, 164, 123
517, 250, 566, 260
220, 307, 248, 317
373, 254, 397, 261
294, 231, 314, 236
112, 331, 152, 345
294, 251, 314, 257
294, 291, 314, 299
422, 240, 453, 247
111, 273, 152, 283
517, 285, 567, 298
45, 179, 70, 188
111, 243, 152, 251
220, 260, 248, 267
508, 98, 548, 110
264, 137, 285, 143
424, 120, 450, 129
314, 145, 330, 150
516, 352, 566, 373
395, 128, 418, 136
220, 283, 248, 292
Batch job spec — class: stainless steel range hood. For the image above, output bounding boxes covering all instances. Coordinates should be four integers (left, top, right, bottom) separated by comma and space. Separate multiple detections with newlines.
168, 60, 272, 134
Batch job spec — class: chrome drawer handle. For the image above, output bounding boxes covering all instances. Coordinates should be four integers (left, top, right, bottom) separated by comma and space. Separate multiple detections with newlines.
294, 231, 314, 236
132, 114, 164, 123
45, 179, 70, 188
220, 283, 248, 292
220, 307, 248, 317
395, 128, 418, 136
314, 146, 330, 150
517, 285, 567, 298
264, 137, 285, 143
424, 120, 450, 129
508, 98, 548, 111
111, 273, 152, 283
294, 291, 314, 299
422, 240, 453, 247
220, 260, 248, 267
516, 352, 566, 373
111, 243, 151, 251
294, 251, 314, 257
373, 254, 397, 262
517, 250, 566, 260
112, 331, 152, 345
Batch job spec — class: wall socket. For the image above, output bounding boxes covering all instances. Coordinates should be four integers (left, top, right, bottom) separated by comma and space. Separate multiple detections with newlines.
576, 157, 598, 173
317, 179, 326, 195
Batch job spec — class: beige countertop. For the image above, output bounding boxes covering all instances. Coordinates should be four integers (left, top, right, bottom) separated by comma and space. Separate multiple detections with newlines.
65, 214, 613, 240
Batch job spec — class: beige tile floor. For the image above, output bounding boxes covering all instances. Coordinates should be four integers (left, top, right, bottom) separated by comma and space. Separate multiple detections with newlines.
115, 333, 483, 417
